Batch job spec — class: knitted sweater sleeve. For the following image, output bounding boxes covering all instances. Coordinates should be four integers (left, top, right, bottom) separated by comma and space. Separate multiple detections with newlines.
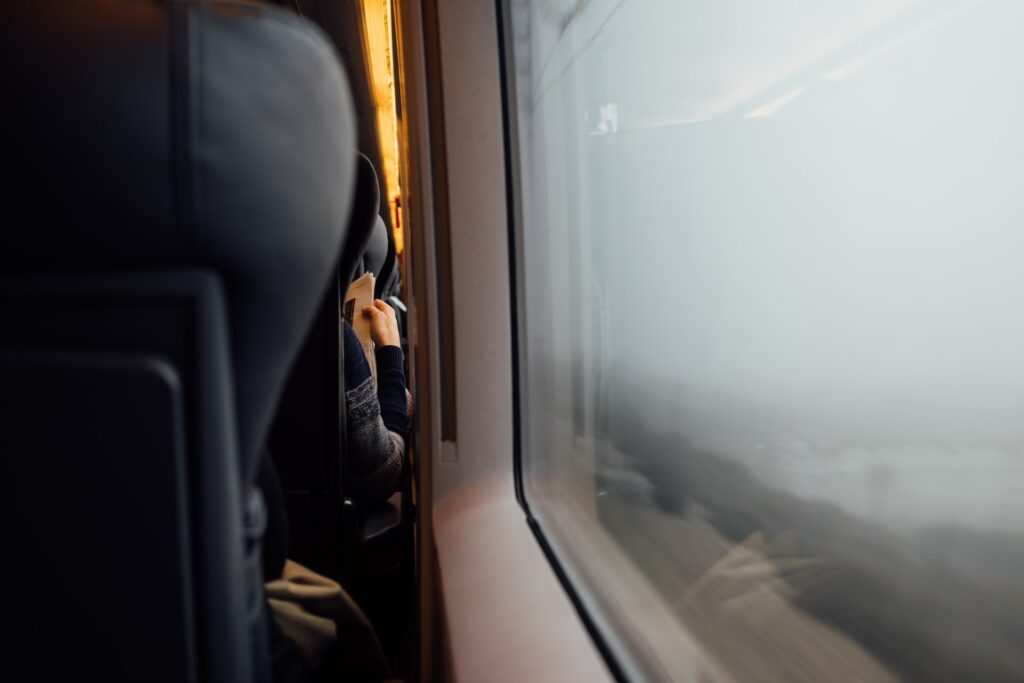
342, 321, 408, 502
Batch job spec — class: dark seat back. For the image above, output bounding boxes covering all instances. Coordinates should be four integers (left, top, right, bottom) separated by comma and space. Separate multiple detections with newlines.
377, 215, 402, 301
345, 155, 388, 286
0, 272, 240, 682
365, 214, 402, 301
356, 215, 389, 282
0, 1, 356, 680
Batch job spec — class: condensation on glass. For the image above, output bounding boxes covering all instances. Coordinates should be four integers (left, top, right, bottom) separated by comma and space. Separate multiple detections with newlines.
507, 1, 1024, 681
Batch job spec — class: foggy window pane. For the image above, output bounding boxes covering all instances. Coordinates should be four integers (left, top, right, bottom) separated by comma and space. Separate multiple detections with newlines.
509, 1, 1024, 680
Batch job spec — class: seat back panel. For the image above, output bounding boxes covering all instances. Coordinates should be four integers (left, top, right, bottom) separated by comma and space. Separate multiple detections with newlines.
0, 352, 196, 682
0, 271, 249, 683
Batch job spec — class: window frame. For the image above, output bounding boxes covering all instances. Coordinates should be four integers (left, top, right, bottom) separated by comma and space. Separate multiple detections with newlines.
495, 3, 729, 682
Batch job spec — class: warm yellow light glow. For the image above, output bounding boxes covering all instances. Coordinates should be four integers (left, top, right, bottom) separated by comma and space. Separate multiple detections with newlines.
358, 0, 403, 254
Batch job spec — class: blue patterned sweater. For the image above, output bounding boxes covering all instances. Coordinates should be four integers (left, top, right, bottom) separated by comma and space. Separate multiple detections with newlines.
342, 321, 408, 502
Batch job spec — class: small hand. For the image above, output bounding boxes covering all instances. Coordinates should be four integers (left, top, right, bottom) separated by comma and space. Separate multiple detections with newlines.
362, 299, 401, 347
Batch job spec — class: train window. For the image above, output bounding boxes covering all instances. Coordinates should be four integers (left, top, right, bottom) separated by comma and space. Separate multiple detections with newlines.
503, 1, 1024, 681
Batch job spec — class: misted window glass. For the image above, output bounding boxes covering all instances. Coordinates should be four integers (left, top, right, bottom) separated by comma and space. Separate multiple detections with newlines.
506, 1, 1024, 680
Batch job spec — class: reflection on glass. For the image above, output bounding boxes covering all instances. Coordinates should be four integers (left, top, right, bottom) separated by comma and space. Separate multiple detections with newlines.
509, 0, 1024, 680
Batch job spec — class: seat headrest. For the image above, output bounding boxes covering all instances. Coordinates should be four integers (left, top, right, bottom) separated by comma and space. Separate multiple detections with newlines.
341, 154, 382, 285
0, 0, 357, 478
361, 216, 390, 283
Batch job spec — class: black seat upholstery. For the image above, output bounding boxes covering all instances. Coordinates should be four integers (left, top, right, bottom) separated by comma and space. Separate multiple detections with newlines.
359, 215, 390, 283
365, 214, 402, 301
345, 155, 387, 285
347, 159, 399, 302
0, 1, 356, 681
